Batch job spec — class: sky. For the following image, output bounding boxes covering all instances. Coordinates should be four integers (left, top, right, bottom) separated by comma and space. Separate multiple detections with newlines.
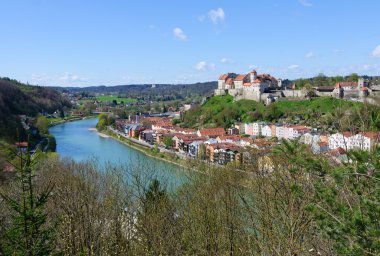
0, 0, 379, 87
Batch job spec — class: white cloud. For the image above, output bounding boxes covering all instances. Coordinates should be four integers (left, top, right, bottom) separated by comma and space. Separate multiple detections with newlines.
288, 64, 299, 70
59, 72, 87, 82
305, 52, 314, 58
195, 61, 207, 71
208, 8, 225, 24
173, 27, 187, 41
220, 57, 232, 64
148, 25, 155, 30
298, 0, 312, 7
371, 45, 380, 57
195, 61, 215, 71
29, 72, 88, 86
360, 64, 380, 72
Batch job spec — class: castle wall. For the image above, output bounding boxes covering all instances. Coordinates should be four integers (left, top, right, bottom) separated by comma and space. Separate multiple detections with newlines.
218, 80, 225, 90
316, 91, 334, 97
214, 89, 226, 96
282, 90, 304, 98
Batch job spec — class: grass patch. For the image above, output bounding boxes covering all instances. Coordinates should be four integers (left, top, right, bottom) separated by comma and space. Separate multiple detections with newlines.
79, 95, 137, 104
274, 97, 361, 115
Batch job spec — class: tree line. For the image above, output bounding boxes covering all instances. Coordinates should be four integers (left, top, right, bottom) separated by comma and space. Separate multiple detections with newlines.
1, 140, 379, 255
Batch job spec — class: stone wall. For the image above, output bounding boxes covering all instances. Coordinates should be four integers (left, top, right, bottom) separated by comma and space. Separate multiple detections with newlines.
282, 90, 304, 98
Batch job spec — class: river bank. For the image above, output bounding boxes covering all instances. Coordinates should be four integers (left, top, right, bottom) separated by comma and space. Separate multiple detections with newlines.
100, 127, 251, 177
49, 115, 98, 128
98, 128, 204, 173
98, 130, 194, 172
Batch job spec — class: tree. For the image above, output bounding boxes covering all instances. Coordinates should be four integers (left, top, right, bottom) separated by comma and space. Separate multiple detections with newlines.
347, 73, 359, 82
59, 109, 65, 119
135, 179, 177, 255
314, 73, 328, 87
0, 149, 55, 255
310, 147, 380, 255
36, 116, 49, 135
163, 136, 173, 148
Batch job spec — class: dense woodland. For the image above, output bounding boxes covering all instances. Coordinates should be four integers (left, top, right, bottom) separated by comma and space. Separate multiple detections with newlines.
0, 140, 379, 255
54, 82, 218, 102
0, 77, 71, 142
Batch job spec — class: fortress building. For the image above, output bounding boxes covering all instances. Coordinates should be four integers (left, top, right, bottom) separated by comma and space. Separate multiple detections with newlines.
216, 70, 375, 103
215, 70, 282, 101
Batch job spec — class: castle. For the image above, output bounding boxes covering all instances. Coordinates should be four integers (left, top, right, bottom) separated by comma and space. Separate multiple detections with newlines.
214, 70, 282, 102
215, 70, 374, 103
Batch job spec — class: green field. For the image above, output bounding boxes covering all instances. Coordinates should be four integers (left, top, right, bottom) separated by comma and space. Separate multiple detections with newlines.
80, 95, 137, 104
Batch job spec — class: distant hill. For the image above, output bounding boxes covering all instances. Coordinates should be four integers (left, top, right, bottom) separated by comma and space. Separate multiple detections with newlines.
0, 77, 71, 141
52, 82, 218, 101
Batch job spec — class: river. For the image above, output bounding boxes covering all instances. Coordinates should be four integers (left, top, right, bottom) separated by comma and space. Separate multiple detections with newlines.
49, 118, 187, 188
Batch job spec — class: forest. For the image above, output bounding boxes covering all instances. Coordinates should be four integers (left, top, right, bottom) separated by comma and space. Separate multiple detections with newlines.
0, 140, 379, 255
0, 78, 71, 142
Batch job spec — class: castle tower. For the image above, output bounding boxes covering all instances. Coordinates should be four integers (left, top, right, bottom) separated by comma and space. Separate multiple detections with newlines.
277, 79, 282, 89
250, 70, 257, 82
358, 77, 364, 89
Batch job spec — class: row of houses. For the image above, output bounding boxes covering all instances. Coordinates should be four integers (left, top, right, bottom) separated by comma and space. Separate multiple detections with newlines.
115, 115, 379, 166
116, 117, 280, 165
242, 121, 380, 153
244, 122, 311, 140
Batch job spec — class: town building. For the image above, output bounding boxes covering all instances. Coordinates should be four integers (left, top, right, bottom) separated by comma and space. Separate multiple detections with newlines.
261, 125, 272, 137
197, 128, 225, 138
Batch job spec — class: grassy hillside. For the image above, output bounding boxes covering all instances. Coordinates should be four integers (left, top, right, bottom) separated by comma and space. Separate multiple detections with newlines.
273, 97, 361, 115
182, 95, 380, 131
0, 77, 71, 141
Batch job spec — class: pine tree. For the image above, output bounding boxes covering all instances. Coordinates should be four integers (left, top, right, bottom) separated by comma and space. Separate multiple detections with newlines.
0, 144, 55, 255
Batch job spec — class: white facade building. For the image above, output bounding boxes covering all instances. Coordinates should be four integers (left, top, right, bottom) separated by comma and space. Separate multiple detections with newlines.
261, 125, 272, 137
328, 132, 353, 150
252, 122, 265, 136
276, 126, 285, 139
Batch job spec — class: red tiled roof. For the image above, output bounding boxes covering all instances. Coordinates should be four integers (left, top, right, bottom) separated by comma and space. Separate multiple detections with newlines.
226, 78, 234, 85
235, 74, 247, 81
243, 82, 251, 87
219, 74, 228, 80
329, 147, 346, 155
318, 142, 329, 147
342, 131, 353, 138
335, 82, 358, 88
199, 128, 226, 137
218, 135, 241, 141
360, 131, 380, 140
209, 142, 241, 151
175, 133, 200, 140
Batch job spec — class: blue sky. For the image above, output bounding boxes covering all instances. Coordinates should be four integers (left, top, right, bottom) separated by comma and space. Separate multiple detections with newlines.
0, 0, 379, 87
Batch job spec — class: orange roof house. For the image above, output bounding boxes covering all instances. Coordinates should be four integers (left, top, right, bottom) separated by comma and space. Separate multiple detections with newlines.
197, 128, 226, 138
